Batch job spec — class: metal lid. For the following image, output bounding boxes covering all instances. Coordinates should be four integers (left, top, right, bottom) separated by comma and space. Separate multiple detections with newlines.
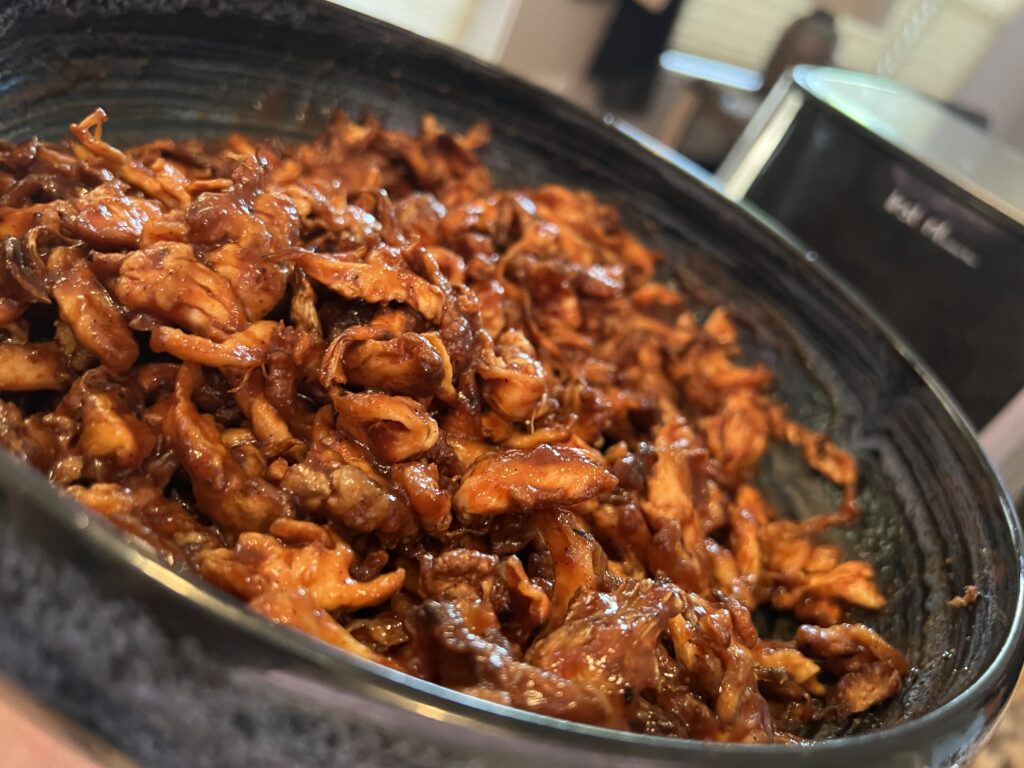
792, 65, 1024, 228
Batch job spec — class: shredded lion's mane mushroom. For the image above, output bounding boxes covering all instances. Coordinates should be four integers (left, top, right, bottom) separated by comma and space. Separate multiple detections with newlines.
0, 109, 907, 742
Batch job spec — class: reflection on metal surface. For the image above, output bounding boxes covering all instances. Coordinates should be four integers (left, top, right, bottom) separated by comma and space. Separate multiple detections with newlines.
658, 49, 763, 92
717, 82, 805, 199
794, 66, 1024, 227
252, 668, 446, 725
611, 118, 719, 186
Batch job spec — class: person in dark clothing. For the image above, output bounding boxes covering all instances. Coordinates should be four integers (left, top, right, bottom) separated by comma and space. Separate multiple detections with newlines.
590, 0, 685, 112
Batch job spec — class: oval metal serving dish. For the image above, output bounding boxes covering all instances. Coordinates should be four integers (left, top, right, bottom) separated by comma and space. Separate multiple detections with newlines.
0, 2, 1021, 767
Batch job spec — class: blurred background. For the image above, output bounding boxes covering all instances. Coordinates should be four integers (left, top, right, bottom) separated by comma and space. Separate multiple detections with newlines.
328, 0, 1024, 168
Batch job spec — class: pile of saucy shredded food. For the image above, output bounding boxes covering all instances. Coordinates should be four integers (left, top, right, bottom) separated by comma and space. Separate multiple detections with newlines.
0, 109, 907, 742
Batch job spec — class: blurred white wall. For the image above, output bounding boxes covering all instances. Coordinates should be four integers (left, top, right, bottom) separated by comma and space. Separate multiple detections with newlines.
484, 0, 618, 103
329, 0, 615, 107
957, 9, 1024, 150
328, 0, 477, 46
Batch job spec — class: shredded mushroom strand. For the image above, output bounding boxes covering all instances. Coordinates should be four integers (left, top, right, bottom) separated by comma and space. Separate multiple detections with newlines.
0, 109, 906, 742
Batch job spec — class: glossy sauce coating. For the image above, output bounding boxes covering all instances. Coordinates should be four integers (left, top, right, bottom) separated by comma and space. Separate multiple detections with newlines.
0, 109, 905, 742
